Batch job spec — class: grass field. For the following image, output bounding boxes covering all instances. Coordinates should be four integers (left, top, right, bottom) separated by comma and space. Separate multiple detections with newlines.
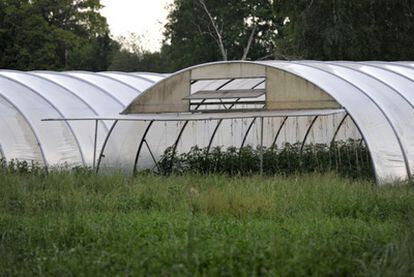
1, 170, 413, 276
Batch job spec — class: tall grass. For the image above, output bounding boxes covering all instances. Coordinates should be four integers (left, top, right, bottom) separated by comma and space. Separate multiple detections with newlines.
0, 169, 413, 276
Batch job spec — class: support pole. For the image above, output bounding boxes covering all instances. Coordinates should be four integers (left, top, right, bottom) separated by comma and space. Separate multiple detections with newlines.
0, 144, 5, 168
96, 120, 119, 173
259, 117, 264, 176
0, 144, 4, 160
93, 119, 98, 170
271, 117, 288, 148
144, 140, 161, 173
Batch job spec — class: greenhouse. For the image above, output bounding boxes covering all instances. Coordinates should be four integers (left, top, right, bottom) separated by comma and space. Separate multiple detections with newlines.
0, 70, 165, 168
2, 61, 414, 185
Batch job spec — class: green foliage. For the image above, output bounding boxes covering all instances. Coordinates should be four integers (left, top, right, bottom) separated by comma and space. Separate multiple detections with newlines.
158, 140, 374, 180
275, 0, 414, 60
66, 32, 116, 71
0, 158, 45, 175
0, 0, 114, 71
161, 0, 283, 71
108, 34, 170, 73
0, 171, 414, 275
2, 0, 414, 71
2, 0, 413, 71
159, 0, 414, 69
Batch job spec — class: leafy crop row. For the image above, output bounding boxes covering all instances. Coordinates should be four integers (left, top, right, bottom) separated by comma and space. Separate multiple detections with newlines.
0, 139, 374, 180
158, 139, 374, 180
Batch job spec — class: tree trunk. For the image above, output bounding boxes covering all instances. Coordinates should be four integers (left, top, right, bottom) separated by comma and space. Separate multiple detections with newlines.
198, 0, 228, 61
241, 24, 257, 60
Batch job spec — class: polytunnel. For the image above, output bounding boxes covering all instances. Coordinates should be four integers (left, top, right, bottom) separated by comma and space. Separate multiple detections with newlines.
93, 61, 414, 186
0, 70, 165, 168
1, 61, 414, 186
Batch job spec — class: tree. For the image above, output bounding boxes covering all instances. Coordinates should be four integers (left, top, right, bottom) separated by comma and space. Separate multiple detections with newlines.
109, 34, 170, 73
275, 0, 414, 60
0, 0, 113, 70
66, 31, 117, 71
162, 0, 284, 70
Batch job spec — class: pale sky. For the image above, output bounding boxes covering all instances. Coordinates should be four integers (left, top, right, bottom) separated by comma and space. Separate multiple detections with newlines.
101, 0, 174, 52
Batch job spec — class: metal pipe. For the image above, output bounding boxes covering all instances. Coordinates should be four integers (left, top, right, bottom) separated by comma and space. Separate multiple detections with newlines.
92, 119, 98, 170
259, 117, 264, 175
96, 120, 119, 173
144, 140, 161, 172
271, 117, 288, 148
330, 113, 349, 146
133, 121, 154, 174
300, 116, 319, 154
240, 118, 257, 149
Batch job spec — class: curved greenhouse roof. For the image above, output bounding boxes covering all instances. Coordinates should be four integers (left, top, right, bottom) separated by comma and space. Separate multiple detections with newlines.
105, 61, 414, 185
1, 61, 414, 185
0, 70, 165, 168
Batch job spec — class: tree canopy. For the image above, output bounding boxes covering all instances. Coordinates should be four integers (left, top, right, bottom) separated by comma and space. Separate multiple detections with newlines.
0, 0, 114, 70
277, 0, 414, 60
161, 0, 283, 71
0, 0, 413, 72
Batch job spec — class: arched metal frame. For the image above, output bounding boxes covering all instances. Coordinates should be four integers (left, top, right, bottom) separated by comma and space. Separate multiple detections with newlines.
0, 74, 86, 165
271, 117, 289, 148
300, 116, 319, 153
0, 143, 4, 160
172, 79, 238, 151
93, 72, 155, 94
133, 121, 154, 175
71, 71, 160, 171
41, 71, 157, 168
96, 120, 119, 173
29, 72, 112, 166
264, 61, 407, 183
237, 79, 275, 151
26, 72, 105, 125
240, 118, 257, 149
130, 76, 267, 172
31, 71, 126, 128
330, 113, 349, 145
24, 72, 118, 167
131, 79, 238, 173
58, 73, 126, 107
1, 70, 156, 168
298, 62, 413, 179
320, 62, 414, 158
99, 71, 156, 84
204, 98, 250, 155
166, 98, 209, 168
132, 72, 168, 79
0, 93, 48, 168
59, 72, 155, 168
2, 61, 414, 185
339, 62, 414, 109
204, 81, 265, 157
117, 60, 414, 184
0, 70, 158, 169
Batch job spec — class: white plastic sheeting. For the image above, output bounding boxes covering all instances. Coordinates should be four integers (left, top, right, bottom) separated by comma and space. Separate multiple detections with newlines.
0, 70, 164, 168
1, 61, 414, 185
99, 61, 414, 185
